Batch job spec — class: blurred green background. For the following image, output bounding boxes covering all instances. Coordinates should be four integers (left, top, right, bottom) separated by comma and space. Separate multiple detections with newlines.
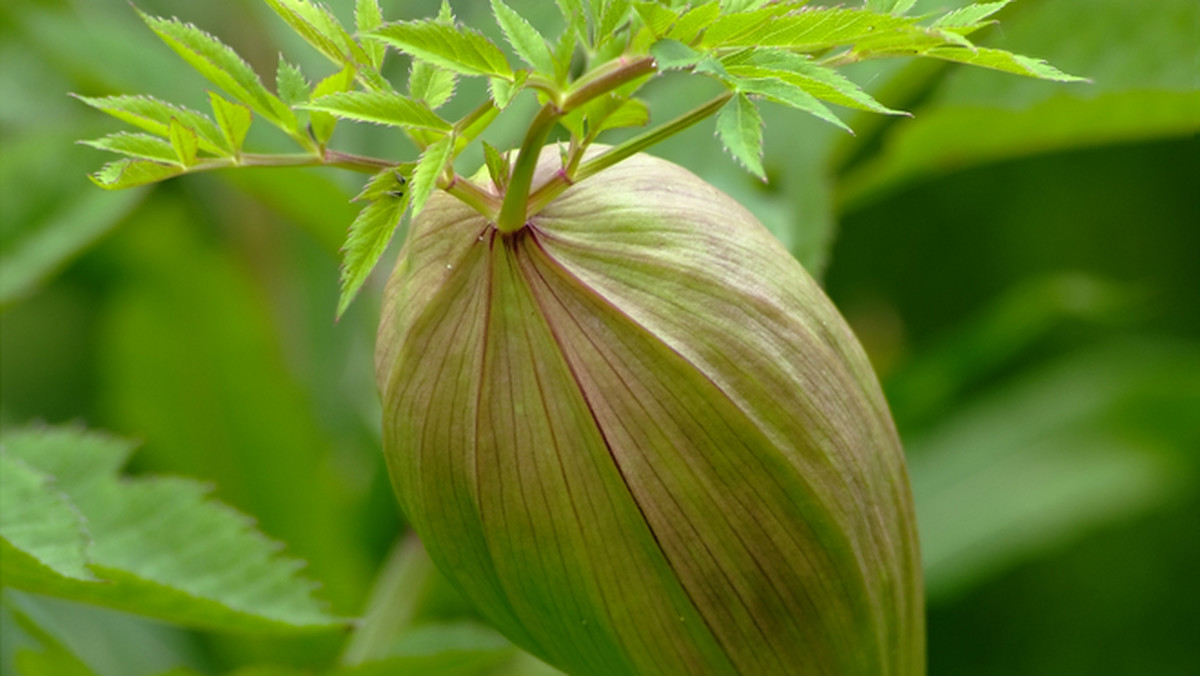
2, 0, 1197, 674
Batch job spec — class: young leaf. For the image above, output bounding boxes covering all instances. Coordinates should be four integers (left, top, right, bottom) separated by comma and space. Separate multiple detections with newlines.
667, 2, 720, 45
923, 46, 1088, 82
650, 38, 705, 70
0, 453, 96, 582
72, 94, 226, 155
208, 92, 253, 155
79, 133, 180, 164
491, 0, 556, 73
167, 118, 200, 166
409, 60, 458, 110
89, 159, 184, 190
723, 49, 906, 115
866, 0, 918, 13
482, 141, 510, 191
597, 0, 633, 47
732, 76, 852, 134
555, 0, 588, 50
263, 0, 368, 69
338, 185, 411, 318
137, 12, 296, 130
308, 67, 357, 146
276, 57, 311, 105
301, 91, 452, 131
357, 0, 386, 68
0, 426, 346, 632
368, 20, 514, 79
701, 7, 919, 50
715, 92, 766, 180
632, 2, 682, 38
410, 135, 453, 216
720, 0, 773, 12
932, 1, 1012, 30
489, 70, 528, 109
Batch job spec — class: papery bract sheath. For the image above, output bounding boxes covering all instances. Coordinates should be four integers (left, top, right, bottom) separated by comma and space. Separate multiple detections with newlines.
376, 150, 923, 675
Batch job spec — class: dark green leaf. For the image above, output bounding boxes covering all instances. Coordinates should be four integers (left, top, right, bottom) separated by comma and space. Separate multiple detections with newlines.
491, 0, 556, 73
72, 94, 226, 156
368, 20, 513, 79
208, 92, 252, 155
715, 92, 765, 179
301, 91, 451, 131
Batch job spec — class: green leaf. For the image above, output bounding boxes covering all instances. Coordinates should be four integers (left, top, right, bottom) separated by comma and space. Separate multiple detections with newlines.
0, 426, 346, 632
263, 0, 369, 70
491, 0, 556, 73
482, 141, 510, 191
632, 2, 682, 38
0, 453, 96, 582
208, 92, 253, 155
89, 159, 184, 190
79, 133, 180, 164
666, 2, 720, 44
410, 135, 453, 217
276, 58, 311, 105
931, 1, 1012, 30
167, 118, 199, 167
923, 46, 1088, 82
865, 0, 917, 14
308, 67, 357, 146
597, 0, 633, 47
733, 76, 852, 134
696, 2, 809, 47
649, 38, 704, 70
723, 49, 906, 115
357, 0, 387, 68
301, 91, 452, 131
715, 92, 766, 179
138, 12, 296, 130
489, 70, 528, 109
720, 0, 773, 13
701, 7, 919, 50
409, 60, 458, 110
556, 0, 588, 51
338, 186, 411, 319
71, 94, 226, 156
368, 20, 513, 79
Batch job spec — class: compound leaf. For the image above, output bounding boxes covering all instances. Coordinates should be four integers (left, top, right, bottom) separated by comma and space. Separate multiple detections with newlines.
79, 133, 180, 165
715, 92, 766, 180
72, 94, 226, 156
301, 91, 452, 131
368, 20, 513, 79
89, 159, 184, 190
338, 174, 411, 318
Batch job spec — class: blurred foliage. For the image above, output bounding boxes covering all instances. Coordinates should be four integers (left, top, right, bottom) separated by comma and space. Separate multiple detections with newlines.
1, 0, 1197, 674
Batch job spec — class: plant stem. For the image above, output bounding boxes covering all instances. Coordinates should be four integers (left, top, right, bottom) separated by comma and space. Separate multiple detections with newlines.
526, 91, 733, 216
442, 173, 500, 221
339, 535, 436, 666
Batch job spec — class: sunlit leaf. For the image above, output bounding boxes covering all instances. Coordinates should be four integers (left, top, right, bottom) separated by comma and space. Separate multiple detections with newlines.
308, 67, 357, 146
865, 0, 917, 14
701, 8, 919, 50
71, 94, 226, 156
410, 135, 453, 216
301, 91, 451, 131
491, 0, 556, 73
357, 0, 387, 68
368, 20, 513, 79
276, 58, 311, 105
597, 0, 632, 47
89, 159, 184, 190
723, 49, 906, 115
208, 92, 252, 155
931, 1, 1012, 30
79, 132, 180, 164
409, 60, 458, 110
489, 70, 528, 109
632, 2, 681, 38
338, 185, 411, 319
733, 76, 852, 134
666, 3, 720, 45
715, 92, 765, 179
922, 46, 1088, 82
263, 0, 370, 70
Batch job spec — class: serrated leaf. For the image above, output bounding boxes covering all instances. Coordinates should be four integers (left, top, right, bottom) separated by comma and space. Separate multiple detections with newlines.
650, 38, 705, 70
276, 58, 311, 105
667, 2, 721, 45
482, 141, 510, 191
138, 12, 296, 130
724, 49, 906, 115
932, 1, 1012, 29
734, 76, 852, 134
209, 92, 253, 155
89, 159, 184, 190
721, 0, 772, 12
702, 7, 919, 50
0, 453, 96, 582
338, 190, 411, 318
924, 46, 1088, 81
598, 0, 633, 46
556, 0, 588, 51
167, 119, 199, 167
263, 0, 369, 69
357, 0, 387, 68
72, 94, 227, 156
308, 67, 357, 146
0, 427, 345, 632
866, 0, 918, 14
489, 70, 528, 109
715, 92, 766, 179
300, 91, 452, 131
632, 2, 682, 38
410, 135, 453, 216
368, 20, 513, 79
409, 60, 458, 110
79, 133, 180, 164
693, 2, 803, 47
491, 0, 556, 73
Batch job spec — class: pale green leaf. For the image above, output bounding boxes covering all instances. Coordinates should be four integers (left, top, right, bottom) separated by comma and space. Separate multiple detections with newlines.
409, 60, 458, 110
489, 70, 528, 109
338, 189, 411, 318
721, 0, 773, 13
667, 3, 720, 44
932, 1, 1012, 30
368, 20, 513, 79
263, 0, 369, 69
491, 0, 556, 73
276, 58, 311, 105
734, 76, 852, 134
138, 12, 296, 129
650, 38, 704, 70
410, 135, 453, 216
924, 46, 1088, 82
865, 0, 917, 14
309, 67, 357, 146
357, 0, 387, 68
79, 133, 180, 164
598, 0, 633, 46
697, 2, 813, 47
0, 426, 345, 632
167, 118, 199, 167
724, 49, 906, 115
702, 7, 919, 50
715, 92, 766, 179
0, 453, 95, 582
71, 94, 226, 156
301, 91, 451, 131
89, 159, 184, 190
208, 92, 252, 155
482, 141, 510, 191
632, 2, 681, 38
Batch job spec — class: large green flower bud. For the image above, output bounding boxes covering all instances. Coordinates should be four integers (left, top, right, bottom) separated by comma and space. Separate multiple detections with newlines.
376, 150, 923, 675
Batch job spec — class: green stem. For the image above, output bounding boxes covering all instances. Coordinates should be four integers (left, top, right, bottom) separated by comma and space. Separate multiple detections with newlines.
526, 91, 733, 216
229, 150, 397, 174
442, 174, 500, 221
339, 535, 436, 666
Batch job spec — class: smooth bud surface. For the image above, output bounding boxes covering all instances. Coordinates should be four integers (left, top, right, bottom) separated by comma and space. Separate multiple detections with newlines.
376, 150, 923, 675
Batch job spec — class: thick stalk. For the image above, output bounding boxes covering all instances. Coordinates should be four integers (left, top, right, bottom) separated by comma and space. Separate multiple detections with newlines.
526, 91, 733, 217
